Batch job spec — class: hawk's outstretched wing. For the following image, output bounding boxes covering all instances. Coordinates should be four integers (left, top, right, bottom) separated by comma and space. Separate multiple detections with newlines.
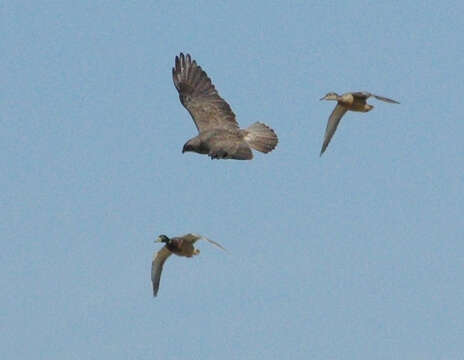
172, 53, 240, 133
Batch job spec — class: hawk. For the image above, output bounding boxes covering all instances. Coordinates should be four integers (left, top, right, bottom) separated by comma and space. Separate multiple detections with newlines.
172, 53, 278, 160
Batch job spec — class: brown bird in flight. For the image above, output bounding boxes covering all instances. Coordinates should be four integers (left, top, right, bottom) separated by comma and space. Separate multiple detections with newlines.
172, 53, 278, 160
151, 233, 226, 297
319, 91, 399, 156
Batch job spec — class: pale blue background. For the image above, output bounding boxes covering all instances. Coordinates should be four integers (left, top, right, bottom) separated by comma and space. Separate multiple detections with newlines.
2, 1, 464, 359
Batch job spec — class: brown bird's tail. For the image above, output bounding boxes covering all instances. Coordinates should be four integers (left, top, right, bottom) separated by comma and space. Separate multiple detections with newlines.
243, 122, 278, 153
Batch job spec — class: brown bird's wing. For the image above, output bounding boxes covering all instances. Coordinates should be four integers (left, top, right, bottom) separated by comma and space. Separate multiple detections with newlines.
184, 233, 227, 251
351, 91, 372, 100
201, 236, 227, 251
371, 94, 400, 104
172, 53, 240, 133
151, 246, 172, 297
352, 91, 399, 104
180, 233, 202, 243
320, 104, 348, 156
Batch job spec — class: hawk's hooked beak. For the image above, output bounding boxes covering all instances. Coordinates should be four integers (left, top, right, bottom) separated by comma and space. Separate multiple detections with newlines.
154, 237, 163, 243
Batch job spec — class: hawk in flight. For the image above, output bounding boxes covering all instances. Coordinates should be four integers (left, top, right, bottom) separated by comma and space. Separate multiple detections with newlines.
172, 53, 278, 160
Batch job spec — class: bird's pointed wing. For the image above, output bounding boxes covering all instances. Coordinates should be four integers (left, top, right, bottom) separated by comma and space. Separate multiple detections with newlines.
320, 104, 348, 156
181, 233, 202, 243
201, 236, 227, 251
371, 94, 400, 104
352, 91, 399, 104
351, 91, 372, 99
185, 233, 227, 251
151, 246, 172, 297
172, 53, 240, 133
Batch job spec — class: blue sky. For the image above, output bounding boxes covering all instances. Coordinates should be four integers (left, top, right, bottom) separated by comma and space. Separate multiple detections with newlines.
2, 1, 464, 359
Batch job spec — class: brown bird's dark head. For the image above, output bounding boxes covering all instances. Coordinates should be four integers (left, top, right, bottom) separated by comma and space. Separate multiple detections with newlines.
155, 234, 170, 244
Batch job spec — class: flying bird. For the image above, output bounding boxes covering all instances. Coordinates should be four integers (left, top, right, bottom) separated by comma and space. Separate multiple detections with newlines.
172, 53, 278, 160
319, 91, 399, 156
151, 233, 226, 297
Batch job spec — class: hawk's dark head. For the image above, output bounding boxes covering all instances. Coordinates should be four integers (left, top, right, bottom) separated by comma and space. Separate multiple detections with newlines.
182, 137, 202, 153
182, 142, 194, 153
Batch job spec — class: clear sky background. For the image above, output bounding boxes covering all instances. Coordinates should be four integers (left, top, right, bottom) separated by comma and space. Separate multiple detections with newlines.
2, 1, 464, 359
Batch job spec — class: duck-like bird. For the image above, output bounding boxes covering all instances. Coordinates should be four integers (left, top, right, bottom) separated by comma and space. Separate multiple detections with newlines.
319, 92, 399, 156
172, 53, 278, 160
151, 233, 226, 297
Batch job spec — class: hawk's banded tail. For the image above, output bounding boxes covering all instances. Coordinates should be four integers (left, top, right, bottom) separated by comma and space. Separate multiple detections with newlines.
243, 122, 278, 154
